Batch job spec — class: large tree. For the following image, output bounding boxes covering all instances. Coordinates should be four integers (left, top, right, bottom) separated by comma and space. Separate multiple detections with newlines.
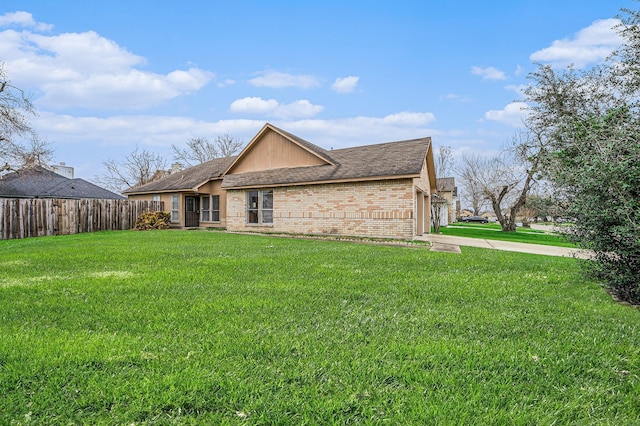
523, 7, 640, 304
99, 147, 167, 193
0, 63, 52, 171
457, 135, 538, 233
172, 134, 243, 167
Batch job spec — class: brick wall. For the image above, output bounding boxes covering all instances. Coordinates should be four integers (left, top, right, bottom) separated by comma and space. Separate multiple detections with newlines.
226, 179, 417, 239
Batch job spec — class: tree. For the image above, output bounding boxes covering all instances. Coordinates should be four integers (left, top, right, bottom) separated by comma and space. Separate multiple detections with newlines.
172, 134, 243, 167
431, 145, 454, 232
99, 147, 167, 193
457, 139, 537, 232
0, 63, 52, 172
523, 7, 640, 304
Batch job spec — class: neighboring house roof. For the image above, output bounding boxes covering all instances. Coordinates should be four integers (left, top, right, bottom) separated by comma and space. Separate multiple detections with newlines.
124, 156, 236, 195
436, 177, 455, 192
0, 166, 125, 199
222, 137, 432, 189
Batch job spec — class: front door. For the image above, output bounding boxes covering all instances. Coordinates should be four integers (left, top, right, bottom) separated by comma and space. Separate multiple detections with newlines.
184, 196, 200, 227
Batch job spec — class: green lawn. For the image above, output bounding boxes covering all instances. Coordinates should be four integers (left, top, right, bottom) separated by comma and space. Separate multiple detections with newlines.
436, 222, 576, 247
1, 231, 638, 424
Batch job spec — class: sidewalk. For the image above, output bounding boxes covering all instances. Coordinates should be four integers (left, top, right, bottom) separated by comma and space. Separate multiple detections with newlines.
415, 233, 593, 259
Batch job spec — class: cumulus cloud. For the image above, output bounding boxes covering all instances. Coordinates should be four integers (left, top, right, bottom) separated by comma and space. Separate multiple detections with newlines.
530, 18, 622, 68
0, 18, 214, 110
0, 11, 53, 30
331, 76, 359, 93
230, 97, 323, 119
248, 71, 321, 89
484, 102, 529, 127
471, 66, 507, 80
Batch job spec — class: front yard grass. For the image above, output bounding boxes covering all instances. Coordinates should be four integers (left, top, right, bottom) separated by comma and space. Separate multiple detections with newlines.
437, 223, 576, 247
0, 230, 638, 424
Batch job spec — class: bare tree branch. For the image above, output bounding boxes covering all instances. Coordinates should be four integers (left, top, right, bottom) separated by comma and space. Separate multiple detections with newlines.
172, 134, 243, 167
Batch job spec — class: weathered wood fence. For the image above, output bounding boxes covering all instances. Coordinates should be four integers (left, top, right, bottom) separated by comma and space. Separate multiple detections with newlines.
0, 198, 164, 240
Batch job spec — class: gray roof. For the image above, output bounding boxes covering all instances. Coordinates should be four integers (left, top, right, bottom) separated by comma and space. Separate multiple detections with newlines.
0, 166, 125, 199
222, 137, 431, 189
124, 156, 236, 194
436, 177, 456, 192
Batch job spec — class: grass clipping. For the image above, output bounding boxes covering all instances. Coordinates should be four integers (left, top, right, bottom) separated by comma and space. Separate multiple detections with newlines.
133, 211, 171, 230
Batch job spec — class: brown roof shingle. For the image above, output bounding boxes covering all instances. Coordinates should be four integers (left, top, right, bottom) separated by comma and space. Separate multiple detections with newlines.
124, 156, 235, 194
221, 137, 431, 189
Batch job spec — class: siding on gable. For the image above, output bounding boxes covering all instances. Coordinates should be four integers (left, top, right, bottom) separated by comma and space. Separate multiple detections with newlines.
226, 179, 416, 239
228, 131, 328, 174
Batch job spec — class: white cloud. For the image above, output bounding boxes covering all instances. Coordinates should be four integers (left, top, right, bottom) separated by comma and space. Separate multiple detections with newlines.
0, 11, 53, 31
229, 97, 323, 119
331, 76, 359, 93
484, 102, 529, 127
504, 84, 528, 96
0, 22, 214, 110
471, 66, 507, 80
382, 111, 436, 126
248, 71, 321, 89
530, 18, 622, 68
230, 97, 279, 114
217, 79, 236, 88
441, 93, 472, 103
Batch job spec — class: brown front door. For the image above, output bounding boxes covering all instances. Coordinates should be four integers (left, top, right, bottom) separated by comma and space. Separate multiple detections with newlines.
184, 196, 200, 227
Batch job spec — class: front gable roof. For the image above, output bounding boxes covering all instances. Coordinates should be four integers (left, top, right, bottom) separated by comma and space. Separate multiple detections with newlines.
222, 137, 433, 189
223, 123, 335, 175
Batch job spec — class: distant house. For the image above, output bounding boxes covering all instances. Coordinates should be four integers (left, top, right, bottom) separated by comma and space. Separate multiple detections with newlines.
0, 166, 124, 200
435, 177, 458, 225
125, 123, 437, 239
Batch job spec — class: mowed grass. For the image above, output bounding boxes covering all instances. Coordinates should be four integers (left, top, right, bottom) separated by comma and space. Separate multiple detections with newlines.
437, 222, 576, 247
0, 231, 638, 424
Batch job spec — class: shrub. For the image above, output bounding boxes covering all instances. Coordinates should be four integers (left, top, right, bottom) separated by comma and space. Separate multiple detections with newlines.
133, 211, 171, 230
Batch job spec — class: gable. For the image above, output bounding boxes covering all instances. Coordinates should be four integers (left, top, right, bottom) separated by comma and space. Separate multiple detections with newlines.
226, 124, 332, 175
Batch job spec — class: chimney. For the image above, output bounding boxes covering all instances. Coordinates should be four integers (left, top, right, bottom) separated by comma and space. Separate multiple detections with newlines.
171, 162, 183, 173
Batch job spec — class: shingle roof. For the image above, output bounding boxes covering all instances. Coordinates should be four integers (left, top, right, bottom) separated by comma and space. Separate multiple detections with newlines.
436, 177, 456, 192
221, 137, 431, 189
0, 166, 124, 199
124, 156, 235, 194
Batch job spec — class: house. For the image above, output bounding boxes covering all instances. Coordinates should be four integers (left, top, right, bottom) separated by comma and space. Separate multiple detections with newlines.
0, 166, 125, 200
124, 123, 437, 239
435, 177, 458, 226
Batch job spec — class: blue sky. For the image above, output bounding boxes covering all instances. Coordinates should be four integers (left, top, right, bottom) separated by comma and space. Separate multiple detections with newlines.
1, 0, 634, 181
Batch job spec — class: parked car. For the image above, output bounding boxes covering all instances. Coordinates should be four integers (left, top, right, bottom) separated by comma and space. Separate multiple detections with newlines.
462, 216, 489, 223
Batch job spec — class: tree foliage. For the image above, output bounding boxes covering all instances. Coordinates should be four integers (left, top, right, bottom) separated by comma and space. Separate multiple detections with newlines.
524, 7, 640, 304
0, 63, 52, 172
172, 135, 243, 167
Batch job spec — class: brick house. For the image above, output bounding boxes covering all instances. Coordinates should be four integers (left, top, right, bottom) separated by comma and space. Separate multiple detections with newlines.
124, 123, 436, 239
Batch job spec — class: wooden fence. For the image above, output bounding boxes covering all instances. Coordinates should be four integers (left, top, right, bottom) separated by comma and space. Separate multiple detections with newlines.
0, 198, 164, 240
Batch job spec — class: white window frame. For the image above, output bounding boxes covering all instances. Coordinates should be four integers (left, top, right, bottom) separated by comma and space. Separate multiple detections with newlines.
246, 190, 273, 225
170, 195, 180, 223
211, 195, 220, 222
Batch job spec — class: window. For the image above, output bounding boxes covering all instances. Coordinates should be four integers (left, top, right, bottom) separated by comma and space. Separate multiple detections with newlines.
201, 196, 210, 222
152, 195, 160, 202
200, 195, 220, 222
211, 195, 220, 222
170, 195, 179, 223
246, 190, 273, 224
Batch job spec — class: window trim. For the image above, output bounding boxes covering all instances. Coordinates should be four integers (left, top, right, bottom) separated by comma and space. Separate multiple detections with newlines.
170, 195, 180, 223
200, 194, 221, 223
246, 189, 273, 225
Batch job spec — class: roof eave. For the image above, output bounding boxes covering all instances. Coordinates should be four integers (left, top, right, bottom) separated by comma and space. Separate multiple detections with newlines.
222, 173, 420, 190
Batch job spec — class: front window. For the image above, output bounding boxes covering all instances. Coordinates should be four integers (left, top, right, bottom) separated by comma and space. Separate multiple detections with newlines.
201, 196, 210, 222
211, 195, 220, 222
247, 190, 273, 224
170, 195, 179, 223
200, 195, 220, 222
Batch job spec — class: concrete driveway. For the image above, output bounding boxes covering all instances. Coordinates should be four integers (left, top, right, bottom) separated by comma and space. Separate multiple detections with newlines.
416, 233, 593, 259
